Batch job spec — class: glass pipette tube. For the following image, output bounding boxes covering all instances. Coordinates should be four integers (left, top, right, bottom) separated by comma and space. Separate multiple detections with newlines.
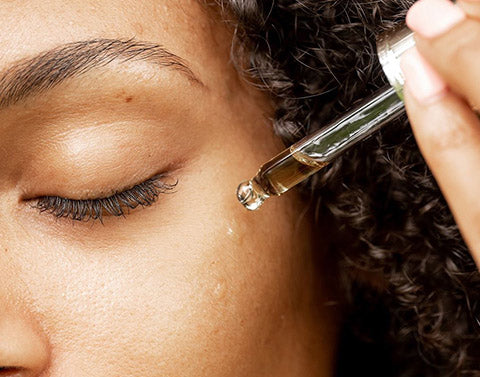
236, 24, 415, 211
236, 86, 405, 210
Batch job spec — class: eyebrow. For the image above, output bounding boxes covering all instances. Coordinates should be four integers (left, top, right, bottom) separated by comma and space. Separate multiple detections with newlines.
0, 38, 203, 109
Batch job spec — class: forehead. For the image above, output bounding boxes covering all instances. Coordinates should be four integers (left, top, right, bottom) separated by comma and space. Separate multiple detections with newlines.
0, 0, 219, 72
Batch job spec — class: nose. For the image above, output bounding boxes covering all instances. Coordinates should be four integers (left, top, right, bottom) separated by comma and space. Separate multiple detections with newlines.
0, 313, 50, 376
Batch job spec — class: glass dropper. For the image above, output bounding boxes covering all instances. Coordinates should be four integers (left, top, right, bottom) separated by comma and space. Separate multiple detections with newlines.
236, 86, 405, 210
236, 25, 415, 211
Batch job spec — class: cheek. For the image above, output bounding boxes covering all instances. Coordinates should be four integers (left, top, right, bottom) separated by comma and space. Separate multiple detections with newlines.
3, 179, 304, 375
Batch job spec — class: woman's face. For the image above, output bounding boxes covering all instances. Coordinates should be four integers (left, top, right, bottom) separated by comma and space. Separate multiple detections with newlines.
0, 1, 337, 375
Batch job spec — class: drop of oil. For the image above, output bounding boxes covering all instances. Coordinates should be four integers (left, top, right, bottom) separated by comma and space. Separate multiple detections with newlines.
236, 180, 268, 211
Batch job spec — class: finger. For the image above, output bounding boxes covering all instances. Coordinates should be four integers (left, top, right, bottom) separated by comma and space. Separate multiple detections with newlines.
457, 0, 480, 21
401, 47, 480, 264
406, 0, 480, 109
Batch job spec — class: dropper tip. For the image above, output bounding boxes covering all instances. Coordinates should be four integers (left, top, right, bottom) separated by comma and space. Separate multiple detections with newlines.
236, 180, 268, 211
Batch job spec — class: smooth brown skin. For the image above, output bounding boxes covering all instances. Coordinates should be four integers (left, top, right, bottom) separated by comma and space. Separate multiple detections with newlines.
403, 0, 480, 267
0, 1, 339, 376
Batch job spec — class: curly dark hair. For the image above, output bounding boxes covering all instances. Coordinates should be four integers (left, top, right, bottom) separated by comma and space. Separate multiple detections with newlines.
212, 0, 480, 375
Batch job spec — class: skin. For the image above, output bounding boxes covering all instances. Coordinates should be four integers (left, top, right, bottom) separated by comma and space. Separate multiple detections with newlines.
0, 1, 339, 376
402, 0, 480, 268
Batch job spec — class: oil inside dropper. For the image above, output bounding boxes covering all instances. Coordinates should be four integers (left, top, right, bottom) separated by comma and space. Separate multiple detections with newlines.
236, 147, 329, 211
237, 86, 406, 211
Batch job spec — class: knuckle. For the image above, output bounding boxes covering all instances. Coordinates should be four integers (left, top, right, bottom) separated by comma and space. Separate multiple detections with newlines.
449, 40, 478, 78
441, 20, 480, 64
419, 112, 474, 156
438, 21, 480, 88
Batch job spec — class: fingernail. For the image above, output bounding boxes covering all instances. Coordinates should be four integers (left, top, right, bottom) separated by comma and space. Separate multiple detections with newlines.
400, 47, 448, 104
406, 0, 466, 38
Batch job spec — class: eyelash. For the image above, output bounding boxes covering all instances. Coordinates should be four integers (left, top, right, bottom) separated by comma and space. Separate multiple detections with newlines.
30, 173, 178, 223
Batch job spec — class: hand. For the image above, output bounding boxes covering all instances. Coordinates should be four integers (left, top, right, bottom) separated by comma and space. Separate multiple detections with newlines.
401, 0, 480, 266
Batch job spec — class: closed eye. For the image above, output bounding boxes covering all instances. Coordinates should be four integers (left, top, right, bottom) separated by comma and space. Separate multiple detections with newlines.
29, 173, 178, 224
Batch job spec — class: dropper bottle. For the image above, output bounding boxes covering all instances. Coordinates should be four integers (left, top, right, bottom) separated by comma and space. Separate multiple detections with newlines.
237, 25, 415, 211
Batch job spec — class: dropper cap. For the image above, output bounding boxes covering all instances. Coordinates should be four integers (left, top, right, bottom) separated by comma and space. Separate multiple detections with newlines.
377, 25, 415, 100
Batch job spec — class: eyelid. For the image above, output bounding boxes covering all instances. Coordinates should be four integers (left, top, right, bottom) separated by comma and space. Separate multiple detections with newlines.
29, 173, 178, 224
